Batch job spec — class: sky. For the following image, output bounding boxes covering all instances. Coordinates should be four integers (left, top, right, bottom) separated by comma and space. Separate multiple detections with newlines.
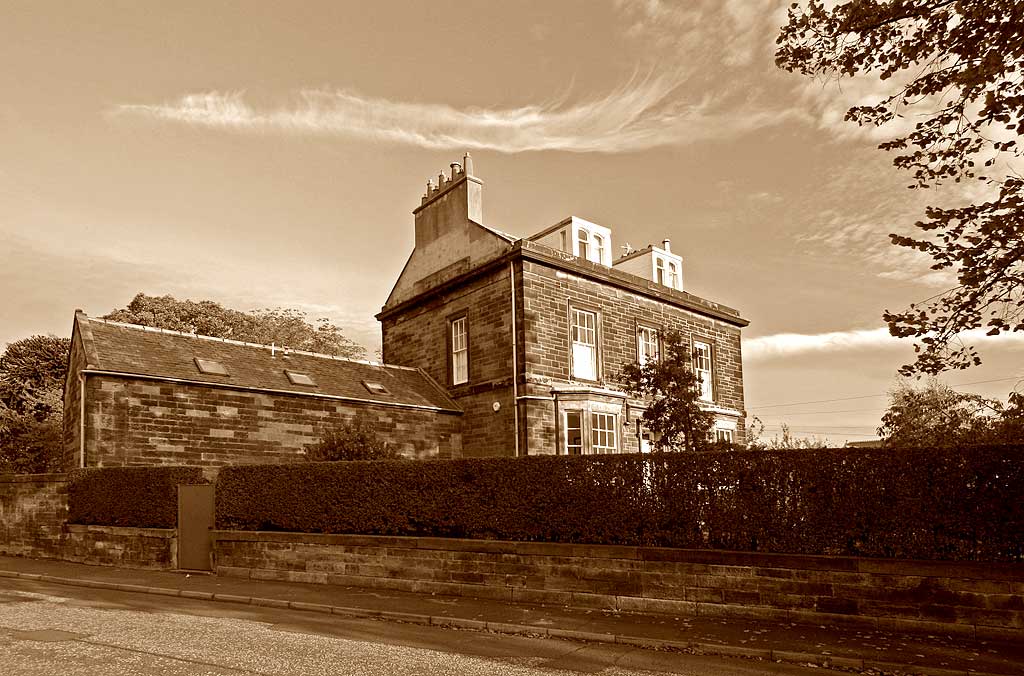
2, 0, 1022, 443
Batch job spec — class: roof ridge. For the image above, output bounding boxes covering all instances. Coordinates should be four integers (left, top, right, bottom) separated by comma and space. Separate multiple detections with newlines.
81, 314, 410, 371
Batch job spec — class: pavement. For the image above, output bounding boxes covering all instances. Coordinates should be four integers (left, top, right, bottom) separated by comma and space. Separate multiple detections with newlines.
0, 555, 1020, 676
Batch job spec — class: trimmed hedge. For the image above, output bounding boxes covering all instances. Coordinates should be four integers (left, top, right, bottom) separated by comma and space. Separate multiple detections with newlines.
215, 445, 1024, 562
68, 466, 207, 528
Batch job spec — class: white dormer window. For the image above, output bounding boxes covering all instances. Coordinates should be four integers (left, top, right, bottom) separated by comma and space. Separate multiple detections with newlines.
667, 262, 678, 289
655, 258, 665, 285
573, 225, 611, 265
577, 229, 590, 261
592, 234, 605, 264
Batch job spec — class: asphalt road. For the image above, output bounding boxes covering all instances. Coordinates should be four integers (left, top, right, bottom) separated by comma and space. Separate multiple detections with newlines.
0, 578, 831, 676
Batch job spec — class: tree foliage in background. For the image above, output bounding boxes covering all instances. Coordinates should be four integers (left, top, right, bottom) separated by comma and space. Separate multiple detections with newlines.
746, 417, 833, 450
104, 293, 365, 358
777, 1, 1024, 375
878, 378, 1023, 447
620, 331, 716, 452
305, 414, 399, 462
0, 335, 70, 473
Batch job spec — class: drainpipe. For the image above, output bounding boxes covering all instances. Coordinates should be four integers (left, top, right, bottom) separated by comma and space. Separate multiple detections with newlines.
79, 373, 86, 468
510, 261, 519, 457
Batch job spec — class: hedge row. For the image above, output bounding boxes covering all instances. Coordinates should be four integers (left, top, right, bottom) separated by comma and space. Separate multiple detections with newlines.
216, 445, 1024, 562
68, 466, 207, 528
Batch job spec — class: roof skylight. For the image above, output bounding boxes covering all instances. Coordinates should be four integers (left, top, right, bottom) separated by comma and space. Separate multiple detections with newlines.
194, 358, 229, 376
362, 381, 390, 396
285, 370, 317, 387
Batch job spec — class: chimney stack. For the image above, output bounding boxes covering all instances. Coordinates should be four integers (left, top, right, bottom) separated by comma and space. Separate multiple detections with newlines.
662, 238, 671, 253
414, 153, 484, 247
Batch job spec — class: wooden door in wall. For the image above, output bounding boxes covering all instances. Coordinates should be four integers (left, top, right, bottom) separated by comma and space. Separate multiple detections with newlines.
177, 484, 215, 571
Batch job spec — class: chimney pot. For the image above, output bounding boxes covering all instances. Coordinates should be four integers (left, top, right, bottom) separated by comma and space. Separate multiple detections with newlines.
662, 238, 671, 252
462, 152, 474, 176
450, 162, 461, 179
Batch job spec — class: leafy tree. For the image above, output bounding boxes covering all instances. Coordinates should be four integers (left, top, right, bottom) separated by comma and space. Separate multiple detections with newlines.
0, 335, 70, 416
877, 378, 999, 448
305, 414, 399, 461
104, 293, 365, 358
777, 1, 1024, 375
0, 336, 69, 473
620, 330, 716, 452
746, 417, 832, 450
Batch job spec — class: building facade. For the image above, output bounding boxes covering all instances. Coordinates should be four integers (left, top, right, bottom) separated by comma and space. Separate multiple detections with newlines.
378, 156, 747, 457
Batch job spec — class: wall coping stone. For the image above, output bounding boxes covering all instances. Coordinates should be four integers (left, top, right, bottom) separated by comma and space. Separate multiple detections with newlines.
65, 524, 176, 539
210, 531, 1023, 579
0, 473, 68, 484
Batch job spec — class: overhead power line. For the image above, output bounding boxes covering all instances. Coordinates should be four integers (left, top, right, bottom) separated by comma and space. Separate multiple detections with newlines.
748, 376, 1021, 410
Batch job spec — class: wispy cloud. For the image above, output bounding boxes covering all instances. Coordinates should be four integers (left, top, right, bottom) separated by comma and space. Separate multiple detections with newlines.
114, 76, 804, 154
746, 327, 1024, 361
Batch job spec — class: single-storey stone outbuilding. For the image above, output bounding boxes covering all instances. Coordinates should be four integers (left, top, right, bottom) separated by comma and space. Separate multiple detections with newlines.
62, 311, 462, 468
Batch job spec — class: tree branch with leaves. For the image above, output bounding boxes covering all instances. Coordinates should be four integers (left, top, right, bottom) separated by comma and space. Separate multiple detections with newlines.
777, 0, 1024, 375
620, 330, 716, 452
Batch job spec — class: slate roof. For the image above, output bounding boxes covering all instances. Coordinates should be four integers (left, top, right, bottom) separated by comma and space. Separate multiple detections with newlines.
74, 313, 460, 413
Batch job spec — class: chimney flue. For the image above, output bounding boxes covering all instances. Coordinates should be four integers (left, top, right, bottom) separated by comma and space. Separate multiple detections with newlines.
662, 238, 671, 253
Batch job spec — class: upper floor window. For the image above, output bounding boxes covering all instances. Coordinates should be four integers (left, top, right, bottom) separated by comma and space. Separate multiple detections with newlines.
655, 258, 666, 285
591, 412, 618, 453
667, 262, 679, 289
450, 315, 468, 385
577, 229, 590, 261
570, 307, 598, 381
693, 340, 713, 402
637, 326, 659, 365
592, 234, 606, 264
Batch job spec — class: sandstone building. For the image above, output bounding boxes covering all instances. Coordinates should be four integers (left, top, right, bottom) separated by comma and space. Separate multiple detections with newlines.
62, 156, 746, 466
378, 155, 747, 456
62, 312, 461, 468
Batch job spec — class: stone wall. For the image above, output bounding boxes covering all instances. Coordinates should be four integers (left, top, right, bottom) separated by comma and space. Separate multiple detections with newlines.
0, 473, 178, 570
82, 376, 462, 466
62, 524, 177, 569
0, 474, 68, 559
213, 531, 1023, 641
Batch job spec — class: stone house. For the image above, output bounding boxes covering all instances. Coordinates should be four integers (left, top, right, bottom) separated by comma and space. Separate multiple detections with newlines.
378, 155, 747, 456
62, 312, 461, 468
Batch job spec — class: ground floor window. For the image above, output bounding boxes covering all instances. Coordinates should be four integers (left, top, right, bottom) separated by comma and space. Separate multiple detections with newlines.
714, 428, 735, 443
591, 412, 617, 453
565, 411, 584, 455
562, 407, 620, 454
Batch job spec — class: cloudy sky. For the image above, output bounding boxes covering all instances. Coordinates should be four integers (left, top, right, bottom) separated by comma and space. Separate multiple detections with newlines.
2, 0, 1021, 443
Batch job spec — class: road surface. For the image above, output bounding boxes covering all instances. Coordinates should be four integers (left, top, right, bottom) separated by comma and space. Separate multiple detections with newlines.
0, 578, 826, 675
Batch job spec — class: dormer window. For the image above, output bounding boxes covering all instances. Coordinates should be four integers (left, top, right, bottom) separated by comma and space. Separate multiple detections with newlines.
655, 258, 666, 285
577, 229, 590, 261
573, 225, 611, 265
667, 262, 679, 289
592, 234, 606, 264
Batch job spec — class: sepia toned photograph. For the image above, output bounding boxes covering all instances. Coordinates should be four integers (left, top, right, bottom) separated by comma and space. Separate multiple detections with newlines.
1, 1, 1021, 674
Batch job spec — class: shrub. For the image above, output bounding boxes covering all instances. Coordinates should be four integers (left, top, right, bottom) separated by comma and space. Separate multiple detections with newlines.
68, 466, 207, 528
305, 414, 399, 461
215, 445, 1024, 561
